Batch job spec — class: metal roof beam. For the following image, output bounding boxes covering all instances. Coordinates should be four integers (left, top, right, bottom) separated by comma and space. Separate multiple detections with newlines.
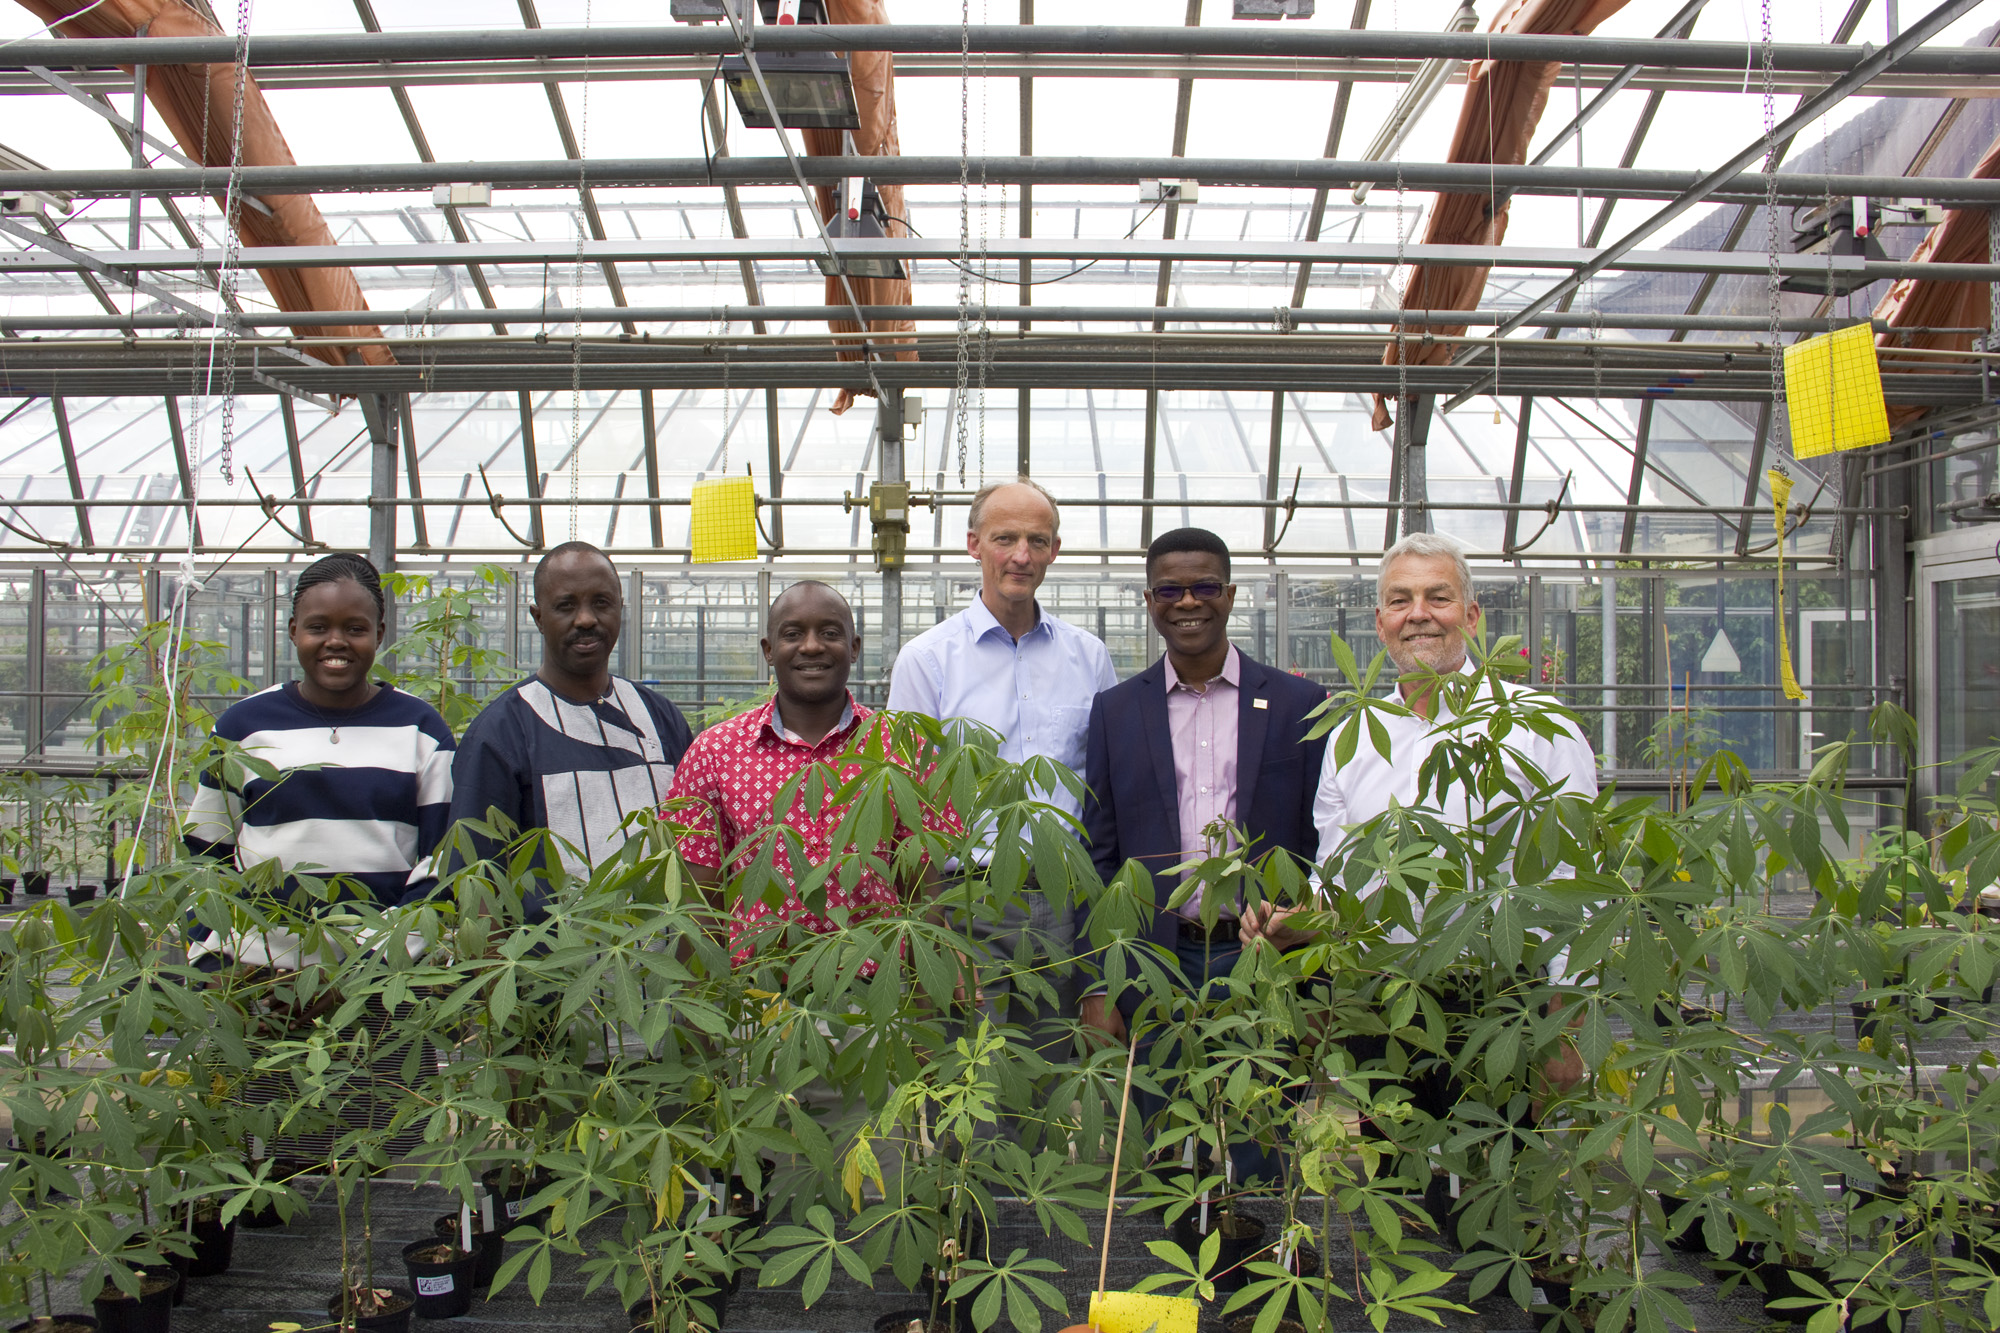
13, 235, 1999, 282
5, 26, 1995, 74
16, 155, 2000, 207
0, 304, 1943, 335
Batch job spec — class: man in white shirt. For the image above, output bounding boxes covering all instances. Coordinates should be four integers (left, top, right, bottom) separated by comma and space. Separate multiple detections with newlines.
1259, 531, 1596, 1232
888, 477, 1116, 1043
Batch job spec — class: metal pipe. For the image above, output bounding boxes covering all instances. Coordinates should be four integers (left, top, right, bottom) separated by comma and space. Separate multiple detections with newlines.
0, 493, 1902, 516
3, 25, 1995, 74
0, 306, 1940, 334
0, 544, 1845, 564
11, 156, 2000, 209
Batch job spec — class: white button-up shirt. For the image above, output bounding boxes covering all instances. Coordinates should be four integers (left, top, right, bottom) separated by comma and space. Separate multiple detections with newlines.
1313, 667, 1599, 969
887, 594, 1116, 823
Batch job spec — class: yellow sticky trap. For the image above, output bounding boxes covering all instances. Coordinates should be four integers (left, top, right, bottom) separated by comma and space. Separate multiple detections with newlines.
689, 476, 759, 563
1087, 1290, 1199, 1333
1782, 323, 1891, 458
1769, 469, 1806, 702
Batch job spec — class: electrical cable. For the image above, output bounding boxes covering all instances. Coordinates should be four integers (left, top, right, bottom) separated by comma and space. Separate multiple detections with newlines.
883, 203, 1163, 287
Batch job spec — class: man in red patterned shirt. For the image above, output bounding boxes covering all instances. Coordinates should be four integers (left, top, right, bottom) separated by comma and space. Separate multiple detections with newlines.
665, 581, 956, 960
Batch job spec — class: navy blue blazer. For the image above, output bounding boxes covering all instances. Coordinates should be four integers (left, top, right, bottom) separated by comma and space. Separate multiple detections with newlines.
1078, 650, 1329, 954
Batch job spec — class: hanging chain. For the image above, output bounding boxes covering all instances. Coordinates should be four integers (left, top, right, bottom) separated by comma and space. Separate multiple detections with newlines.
1394, 163, 1408, 424
953, 0, 973, 486
1988, 209, 1999, 353
719, 320, 733, 475
975, 0, 991, 482
214, 0, 254, 486
1760, 0, 1782, 422
567, 0, 595, 542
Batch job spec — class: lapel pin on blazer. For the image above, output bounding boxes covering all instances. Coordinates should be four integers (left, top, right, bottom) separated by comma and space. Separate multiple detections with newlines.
1252, 697, 1269, 710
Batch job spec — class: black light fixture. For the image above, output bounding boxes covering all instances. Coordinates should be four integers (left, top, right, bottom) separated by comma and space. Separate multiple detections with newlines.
1234, 0, 1314, 16
669, 0, 730, 20
721, 0, 862, 131
1779, 199, 1888, 297
815, 177, 907, 281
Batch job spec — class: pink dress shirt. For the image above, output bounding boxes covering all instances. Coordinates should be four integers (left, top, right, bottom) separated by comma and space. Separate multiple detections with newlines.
1164, 644, 1240, 919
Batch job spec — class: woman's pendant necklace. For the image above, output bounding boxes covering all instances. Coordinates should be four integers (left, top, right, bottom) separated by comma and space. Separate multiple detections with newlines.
328, 727, 341, 745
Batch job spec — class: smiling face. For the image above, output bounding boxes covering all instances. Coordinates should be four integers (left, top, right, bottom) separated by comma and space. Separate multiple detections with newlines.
529, 549, 624, 689
1376, 551, 1481, 676
1144, 550, 1235, 668
763, 582, 858, 711
289, 579, 384, 707
967, 483, 1061, 616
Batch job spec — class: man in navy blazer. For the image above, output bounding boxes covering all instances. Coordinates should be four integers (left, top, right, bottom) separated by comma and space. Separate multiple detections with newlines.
1076, 527, 1329, 1047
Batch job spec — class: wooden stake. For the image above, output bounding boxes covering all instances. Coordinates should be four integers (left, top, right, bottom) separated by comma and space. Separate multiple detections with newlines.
1096, 1032, 1144, 1320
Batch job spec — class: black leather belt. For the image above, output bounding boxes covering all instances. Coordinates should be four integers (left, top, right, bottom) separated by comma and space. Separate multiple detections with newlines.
1176, 915, 1240, 945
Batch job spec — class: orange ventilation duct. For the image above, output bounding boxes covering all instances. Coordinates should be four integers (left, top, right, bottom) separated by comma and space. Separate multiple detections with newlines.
800, 0, 916, 416
1870, 129, 2000, 427
1372, 0, 1629, 430
17, 0, 394, 368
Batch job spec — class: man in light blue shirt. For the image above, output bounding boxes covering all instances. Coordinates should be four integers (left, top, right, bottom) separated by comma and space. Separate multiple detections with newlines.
888, 477, 1116, 1044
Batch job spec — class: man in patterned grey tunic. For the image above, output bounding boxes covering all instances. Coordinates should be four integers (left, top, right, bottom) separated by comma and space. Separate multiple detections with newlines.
448, 542, 693, 912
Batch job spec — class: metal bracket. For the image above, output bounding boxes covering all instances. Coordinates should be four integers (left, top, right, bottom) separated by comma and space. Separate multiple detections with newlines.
245, 469, 325, 550
477, 463, 542, 549
1504, 471, 1574, 554
1264, 466, 1304, 552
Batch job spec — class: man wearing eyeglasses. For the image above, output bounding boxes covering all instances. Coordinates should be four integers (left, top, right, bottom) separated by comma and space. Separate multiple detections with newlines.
1076, 527, 1329, 1052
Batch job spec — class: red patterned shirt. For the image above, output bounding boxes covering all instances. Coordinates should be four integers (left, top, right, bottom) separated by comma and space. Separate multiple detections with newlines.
663, 695, 957, 959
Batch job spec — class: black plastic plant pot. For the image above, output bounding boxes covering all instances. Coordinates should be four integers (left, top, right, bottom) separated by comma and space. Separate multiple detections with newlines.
1169, 1209, 1268, 1296
66, 884, 97, 907
89, 1268, 179, 1333
325, 1290, 415, 1332
1849, 1001, 1885, 1044
400, 1240, 477, 1320
23, 872, 49, 896
146, 1255, 189, 1308
1757, 1261, 1831, 1325
724, 1173, 769, 1229
9, 1317, 100, 1333
0, 877, 15, 902
627, 1283, 730, 1333
431, 1215, 505, 1290
186, 1214, 236, 1278
1525, 1273, 1573, 1333
874, 1312, 952, 1333
1949, 1207, 2000, 1270
479, 1168, 553, 1235
1655, 1191, 1709, 1254
1261, 1241, 1323, 1326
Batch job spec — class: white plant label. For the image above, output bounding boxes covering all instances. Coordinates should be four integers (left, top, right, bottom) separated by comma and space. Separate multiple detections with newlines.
416, 1275, 456, 1297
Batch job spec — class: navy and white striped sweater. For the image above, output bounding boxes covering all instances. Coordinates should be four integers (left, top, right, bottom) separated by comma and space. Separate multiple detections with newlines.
184, 681, 456, 908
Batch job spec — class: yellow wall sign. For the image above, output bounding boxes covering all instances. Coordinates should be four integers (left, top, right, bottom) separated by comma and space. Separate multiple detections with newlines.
1781, 323, 1890, 458
1085, 1290, 1199, 1333
689, 476, 759, 564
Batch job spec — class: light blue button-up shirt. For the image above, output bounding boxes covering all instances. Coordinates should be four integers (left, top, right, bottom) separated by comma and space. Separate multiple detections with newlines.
887, 595, 1117, 821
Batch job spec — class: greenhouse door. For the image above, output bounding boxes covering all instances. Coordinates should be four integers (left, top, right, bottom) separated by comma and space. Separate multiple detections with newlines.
1916, 528, 2000, 798
1798, 609, 1871, 770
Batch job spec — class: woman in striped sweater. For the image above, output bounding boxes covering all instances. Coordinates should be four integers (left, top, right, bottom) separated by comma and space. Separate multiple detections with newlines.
184, 551, 456, 965
184, 552, 457, 1166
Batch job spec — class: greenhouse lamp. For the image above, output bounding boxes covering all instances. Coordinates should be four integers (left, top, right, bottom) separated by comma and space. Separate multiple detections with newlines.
1234, 0, 1314, 15
721, 0, 860, 131
815, 177, 907, 281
